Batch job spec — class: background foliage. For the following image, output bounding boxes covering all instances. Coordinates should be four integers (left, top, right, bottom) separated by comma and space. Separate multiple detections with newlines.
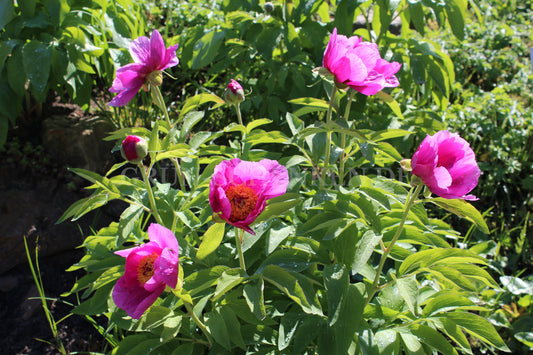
1, 0, 532, 353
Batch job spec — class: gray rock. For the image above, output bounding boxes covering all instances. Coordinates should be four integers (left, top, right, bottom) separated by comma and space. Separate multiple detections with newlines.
41, 115, 114, 175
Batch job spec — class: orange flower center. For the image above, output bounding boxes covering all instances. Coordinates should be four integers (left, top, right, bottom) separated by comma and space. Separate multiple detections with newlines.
225, 184, 259, 222
137, 253, 159, 285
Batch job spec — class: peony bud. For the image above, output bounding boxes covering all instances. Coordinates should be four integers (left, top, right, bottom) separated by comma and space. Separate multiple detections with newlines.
224, 79, 245, 105
121, 135, 148, 163
146, 70, 163, 87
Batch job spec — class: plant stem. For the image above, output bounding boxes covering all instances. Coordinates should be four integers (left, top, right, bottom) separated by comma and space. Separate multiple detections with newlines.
339, 90, 357, 184
171, 158, 186, 192
236, 103, 244, 126
184, 302, 213, 347
151, 84, 172, 127
365, 183, 423, 306
235, 103, 247, 157
139, 163, 163, 225
321, 85, 337, 187
235, 227, 246, 271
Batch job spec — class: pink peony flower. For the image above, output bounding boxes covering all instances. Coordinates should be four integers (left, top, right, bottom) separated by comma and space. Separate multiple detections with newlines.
112, 223, 179, 319
411, 130, 481, 200
109, 30, 179, 107
224, 79, 245, 105
323, 28, 401, 95
209, 158, 289, 234
121, 135, 148, 163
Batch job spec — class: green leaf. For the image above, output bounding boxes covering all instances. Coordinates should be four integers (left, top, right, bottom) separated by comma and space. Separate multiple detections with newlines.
398, 248, 486, 277
110, 334, 160, 355
332, 283, 366, 354
404, 324, 458, 355
375, 91, 404, 119
289, 97, 333, 115
183, 266, 228, 297
243, 278, 266, 320
428, 198, 489, 234
180, 111, 205, 141
447, 312, 510, 352
261, 265, 322, 315
265, 222, 293, 255
422, 292, 483, 317
445, 0, 466, 40
154, 143, 191, 163
254, 193, 301, 224
0, 0, 15, 29
196, 223, 225, 261
396, 275, 419, 315
246, 119, 272, 133
258, 249, 313, 273
191, 29, 225, 70
351, 230, 382, 275
324, 263, 349, 326
69, 168, 120, 194
72, 283, 113, 315
213, 268, 248, 301
116, 204, 143, 246
205, 308, 231, 350
332, 221, 359, 268
57, 192, 114, 223
179, 93, 225, 119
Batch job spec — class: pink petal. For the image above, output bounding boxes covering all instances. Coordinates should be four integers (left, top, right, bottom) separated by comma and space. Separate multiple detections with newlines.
112, 276, 165, 319
129, 36, 151, 64
352, 42, 380, 70
156, 248, 179, 288
148, 223, 179, 252
433, 166, 452, 189
149, 30, 166, 70
109, 88, 142, 107
258, 159, 289, 199
160, 44, 179, 70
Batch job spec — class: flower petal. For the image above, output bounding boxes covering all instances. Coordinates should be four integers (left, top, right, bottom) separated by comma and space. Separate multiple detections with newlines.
148, 223, 179, 252
129, 36, 151, 64
112, 276, 165, 319
156, 248, 179, 288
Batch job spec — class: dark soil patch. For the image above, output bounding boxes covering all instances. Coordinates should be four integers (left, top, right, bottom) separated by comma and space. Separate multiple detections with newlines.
0, 248, 108, 355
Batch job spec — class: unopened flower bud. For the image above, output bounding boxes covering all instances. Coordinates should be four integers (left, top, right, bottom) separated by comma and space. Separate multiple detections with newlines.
146, 70, 163, 87
224, 79, 245, 105
264, 2, 274, 12
121, 135, 148, 163
400, 159, 412, 171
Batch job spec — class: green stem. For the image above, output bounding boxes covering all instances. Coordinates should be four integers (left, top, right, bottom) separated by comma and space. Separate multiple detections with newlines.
184, 302, 213, 347
235, 227, 246, 271
171, 158, 186, 192
139, 163, 163, 225
151, 84, 172, 127
235, 103, 247, 157
339, 90, 357, 185
235, 103, 244, 126
365, 183, 423, 306
321, 85, 337, 187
